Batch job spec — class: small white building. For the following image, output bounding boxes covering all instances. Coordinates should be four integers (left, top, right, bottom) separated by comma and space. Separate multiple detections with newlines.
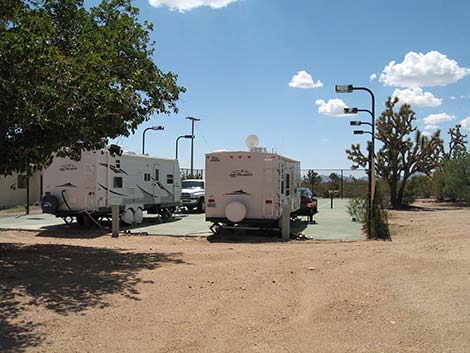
0, 172, 42, 208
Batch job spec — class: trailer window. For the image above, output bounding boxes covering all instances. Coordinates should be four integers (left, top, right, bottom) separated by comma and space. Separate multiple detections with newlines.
113, 177, 123, 188
167, 174, 174, 184
286, 173, 290, 196
144, 173, 151, 181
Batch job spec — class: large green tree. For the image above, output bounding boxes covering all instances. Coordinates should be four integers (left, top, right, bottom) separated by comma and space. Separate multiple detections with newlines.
0, 0, 184, 175
346, 97, 444, 209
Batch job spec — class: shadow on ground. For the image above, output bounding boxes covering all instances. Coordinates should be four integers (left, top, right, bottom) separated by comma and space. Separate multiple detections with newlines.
36, 215, 187, 239
207, 220, 309, 243
0, 243, 185, 352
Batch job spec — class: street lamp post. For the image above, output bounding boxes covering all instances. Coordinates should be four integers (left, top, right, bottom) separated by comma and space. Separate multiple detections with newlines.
186, 117, 200, 177
336, 84, 376, 238
142, 125, 164, 155
175, 135, 194, 159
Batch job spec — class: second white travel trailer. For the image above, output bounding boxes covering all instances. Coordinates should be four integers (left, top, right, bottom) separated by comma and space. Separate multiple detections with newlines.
41, 146, 181, 225
205, 135, 301, 233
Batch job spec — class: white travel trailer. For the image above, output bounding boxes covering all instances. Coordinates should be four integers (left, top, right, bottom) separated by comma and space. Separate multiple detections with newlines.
41, 147, 181, 225
205, 137, 301, 233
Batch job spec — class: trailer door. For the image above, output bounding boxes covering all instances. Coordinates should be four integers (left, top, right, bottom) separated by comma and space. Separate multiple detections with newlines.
152, 164, 160, 202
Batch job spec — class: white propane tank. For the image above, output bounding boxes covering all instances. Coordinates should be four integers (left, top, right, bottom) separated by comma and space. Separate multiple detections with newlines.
225, 201, 247, 223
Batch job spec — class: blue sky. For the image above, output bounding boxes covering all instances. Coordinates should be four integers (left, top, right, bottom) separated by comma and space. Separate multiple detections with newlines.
105, 0, 470, 169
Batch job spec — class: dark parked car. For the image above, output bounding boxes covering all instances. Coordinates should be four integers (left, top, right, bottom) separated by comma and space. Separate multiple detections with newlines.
293, 187, 318, 221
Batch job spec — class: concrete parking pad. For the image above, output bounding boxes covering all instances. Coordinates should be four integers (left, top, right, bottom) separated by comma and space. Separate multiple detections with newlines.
292, 198, 364, 241
0, 213, 64, 231
0, 198, 363, 241
0, 211, 212, 237
131, 213, 212, 237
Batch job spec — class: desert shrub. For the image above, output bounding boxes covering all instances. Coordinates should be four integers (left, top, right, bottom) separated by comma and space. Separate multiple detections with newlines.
407, 175, 433, 198
432, 170, 446, 201
371, 207, 389, 240
346, 195, 368, 223
442, 154, 470, 204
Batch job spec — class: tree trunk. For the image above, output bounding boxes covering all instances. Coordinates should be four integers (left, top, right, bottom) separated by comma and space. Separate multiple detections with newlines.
389, 176, 399, 209
397, 174, 410, 208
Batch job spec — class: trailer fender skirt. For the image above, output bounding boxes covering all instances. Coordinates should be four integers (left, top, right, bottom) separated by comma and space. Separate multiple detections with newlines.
225, 201, 246, 223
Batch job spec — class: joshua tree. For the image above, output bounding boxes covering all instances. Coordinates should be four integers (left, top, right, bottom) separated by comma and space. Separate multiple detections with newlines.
346, 97, 444, 209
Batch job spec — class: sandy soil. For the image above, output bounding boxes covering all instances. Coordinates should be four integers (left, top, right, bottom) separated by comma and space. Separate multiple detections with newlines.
1, 200, 470, 353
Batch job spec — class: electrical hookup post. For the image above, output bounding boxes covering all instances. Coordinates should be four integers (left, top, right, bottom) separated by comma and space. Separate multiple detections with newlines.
281, 204, 290, 242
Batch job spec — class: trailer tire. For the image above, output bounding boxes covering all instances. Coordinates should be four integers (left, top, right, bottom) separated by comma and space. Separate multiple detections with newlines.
121, 208, 135, 225
134, 208, 144, 224
197, 198, 205, 213
225, 201, 246, 223
41, 194, 59, 214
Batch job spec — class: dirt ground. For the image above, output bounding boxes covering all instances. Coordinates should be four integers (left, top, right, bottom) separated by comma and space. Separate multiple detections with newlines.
1, 200, 469, 353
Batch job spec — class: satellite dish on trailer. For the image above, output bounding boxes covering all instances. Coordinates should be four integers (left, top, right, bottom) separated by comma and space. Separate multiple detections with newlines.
245, 134, 259, 149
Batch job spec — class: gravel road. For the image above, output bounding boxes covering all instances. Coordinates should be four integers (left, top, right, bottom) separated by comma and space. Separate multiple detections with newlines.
1, 200, 469, 353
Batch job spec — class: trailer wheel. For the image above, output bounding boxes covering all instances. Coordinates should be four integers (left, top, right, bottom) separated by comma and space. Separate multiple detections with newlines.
121, 208, 135, 225
134, 208, 144, 224
197, 198, 205, 213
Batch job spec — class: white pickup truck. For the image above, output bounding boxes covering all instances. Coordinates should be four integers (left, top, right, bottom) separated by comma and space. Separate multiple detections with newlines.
181, 179, 205, 213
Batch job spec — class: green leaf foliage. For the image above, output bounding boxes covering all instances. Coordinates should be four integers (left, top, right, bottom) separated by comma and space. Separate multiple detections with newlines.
441, 153, 470, 204
0, 0, 185, 175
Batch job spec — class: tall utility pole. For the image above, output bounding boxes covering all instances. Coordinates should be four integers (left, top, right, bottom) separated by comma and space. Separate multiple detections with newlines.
186, 116, 200, 177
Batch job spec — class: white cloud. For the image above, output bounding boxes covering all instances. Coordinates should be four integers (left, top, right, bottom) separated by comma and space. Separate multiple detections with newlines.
369, 73, 378, 81
379, 51, 470, 88
289, 70, 323, 89
460, 117, 470, 130
148, 0, 238, 12
423, 112, 455, 125
422, 131, 432, 137
392, 88, 442, 107
450, 96, 456, 100
424, 124, 440, 131
315, 98, 347, 116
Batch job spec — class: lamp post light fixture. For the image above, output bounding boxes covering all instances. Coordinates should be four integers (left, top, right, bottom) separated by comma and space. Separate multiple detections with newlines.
175, 135, 194, 160
336, 84, 376, 239
344, 107, 358, 114
142, 125, 164, 155
335, 84, 353, 93
353, 130, 374, 135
